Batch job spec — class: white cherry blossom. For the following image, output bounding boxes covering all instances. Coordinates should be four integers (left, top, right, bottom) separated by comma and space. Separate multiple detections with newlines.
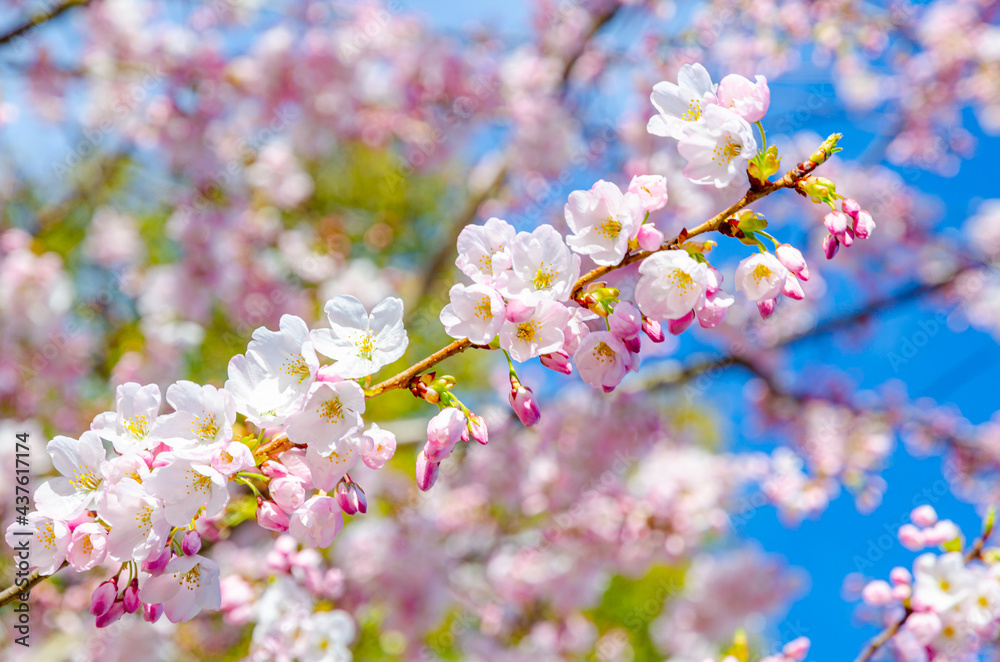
90, 382, 165, 454
144, 453, 230, 526
734, 252, 789, 302
677, 104, 757, 188
4, 511, 70, 575
647, 62, 718, 140
155, 381, 236, 452
564, 180, 644, 266
311, 295, 408, 379
34, 431, 108, 519
497, 225, 580, 304
439, 283, 505, 344
284, 381, 365, 455
499, 300, 572, 362
455, 216, 516, 285
140, 554, 222, 623
97, 477, 171, 562
226, 351, 302, 428
635, 251, 709, 322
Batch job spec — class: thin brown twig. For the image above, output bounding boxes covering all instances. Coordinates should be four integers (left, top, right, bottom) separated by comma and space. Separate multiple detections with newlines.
0, 565, 61, 610
0, 0, 93, 47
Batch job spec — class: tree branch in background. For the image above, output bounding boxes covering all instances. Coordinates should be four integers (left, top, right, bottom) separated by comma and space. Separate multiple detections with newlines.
410, 4, 623, 314
0, 0, 93, 47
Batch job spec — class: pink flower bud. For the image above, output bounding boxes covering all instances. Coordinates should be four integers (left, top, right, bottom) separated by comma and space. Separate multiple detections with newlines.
628, 174, 669, 212
824, 211, 849, 236
509, 384, 541, 428
96, 600, 126, 628
425, 407, 467, 461
137, 451, 155, 469
841, 198, 861, 219
122, 578, 140, 613
757, 298, 776, 319
861, 579, 893, 606
642, 317, 664, 342
890, 566, 912, 585
609, 301, 642, 340
923, 519, 960, 546
717, 73, 770, 122
623, 335, 641, 354
667, 310, 695, 335
823, 234, 839, 260
540, 351, 573, 374
840, 227, 854, 247
467, 414, 488, 445
897, 523, 925, 550
782, 636, 810, 662
181, 530, 202, 556
504, 299, 534, 323
334, 480, 366, 515
261, 460, 289, 479
636, 223, 665, 251
257, 500, 290, 532
775, 244, 807, 274
910, 504, 938, 527
142, 545, 171, 575
781, 274, 805, 300
270, 476, 306, 513
90, 580, 117, 617
143, 602, 164, 624
415, 451, 440, 491
151, 455, 171, 470
853, 210, 875, 239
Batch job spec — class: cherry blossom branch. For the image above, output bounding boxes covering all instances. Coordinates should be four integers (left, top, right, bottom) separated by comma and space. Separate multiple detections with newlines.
0, 565, 61, 609
572, 134, 841, 295
853, 608, 913, 662
0, 0, 93, 46
852, 522, 995, 662
373, 135, 841, 397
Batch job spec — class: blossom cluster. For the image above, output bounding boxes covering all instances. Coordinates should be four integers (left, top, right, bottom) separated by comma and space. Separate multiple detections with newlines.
853, 506, 1000, 661
4, 296, 410, 626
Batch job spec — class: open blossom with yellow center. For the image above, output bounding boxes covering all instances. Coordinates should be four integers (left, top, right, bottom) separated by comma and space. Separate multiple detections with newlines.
91, 382, 164, 454
34, 431, 108, 519
499, 300, 571, 363
575, 331, 632, 391
5, 513, 70, 575
565, 180, 644, 266
139, 554, 222, 622
647, 62, 717, 140
284, 380, 366, 455
500, 225, 580, 303
734, 253, 787, 302
440, 283, 505, 345
676, 104, 757, 188
635, 250, 709, 321
155, 381, 235, 450
456, 217, 516, 285
311, 295, 408, 379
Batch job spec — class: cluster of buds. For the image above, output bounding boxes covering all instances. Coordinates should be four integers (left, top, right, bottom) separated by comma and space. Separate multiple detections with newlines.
822, 198, 875, 259
413, 373, 490, 491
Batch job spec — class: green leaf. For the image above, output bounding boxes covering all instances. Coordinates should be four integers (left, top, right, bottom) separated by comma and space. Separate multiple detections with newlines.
942, 537, 963, 553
